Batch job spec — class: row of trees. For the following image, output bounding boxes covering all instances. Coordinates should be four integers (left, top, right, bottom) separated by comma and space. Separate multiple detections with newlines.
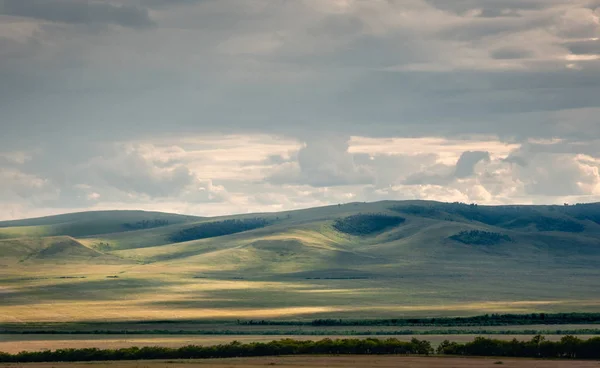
0, 338, 432, 363
391, 203, 587, 232
3, 336, 600, 362
507, 216, 585, 232
333, 213, 405, 236
439, 335, 600, 359
122, 219, 170, 230
237, 313, 600, 326
449, 230, 512, 245
169, 218, 270, 243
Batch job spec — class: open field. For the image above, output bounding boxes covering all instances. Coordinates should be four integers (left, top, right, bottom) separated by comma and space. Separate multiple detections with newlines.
1, 334, 599, 354
2, 271, 600, 322
1, 356, 600, 368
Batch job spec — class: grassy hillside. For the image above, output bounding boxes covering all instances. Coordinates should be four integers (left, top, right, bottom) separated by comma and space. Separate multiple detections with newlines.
2, 200, 600, 322
0, 210, 200, 239
0, 236, 129, 267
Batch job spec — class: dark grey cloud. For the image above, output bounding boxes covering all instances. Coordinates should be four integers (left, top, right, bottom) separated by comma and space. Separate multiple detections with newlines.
424, 0, 567, 14
503, 155, 528, 167
140, 0, 210, 8
0, 0, 155, 28
565, 39, 600, 55
477, 8, 521, 18
490, 47, 533, 60
455, 151, 491, 178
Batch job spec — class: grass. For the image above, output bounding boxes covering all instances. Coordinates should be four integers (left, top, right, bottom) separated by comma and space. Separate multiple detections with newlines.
1, 200, 600, 323
0, 210, 199, 239
1, 356, 598, 368
2, 271, 600, 322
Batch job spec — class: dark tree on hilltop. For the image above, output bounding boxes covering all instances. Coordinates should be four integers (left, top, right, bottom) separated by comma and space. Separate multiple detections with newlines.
391, 203, 586, 233
333, 214, 405, 236
169, 218, 270, 243
122, 219, 170, 230
449, 230, 512, 245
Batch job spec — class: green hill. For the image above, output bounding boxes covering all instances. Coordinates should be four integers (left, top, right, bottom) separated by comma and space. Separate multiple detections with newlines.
2, 201, 600, 322
0, 236, 128, 267
0, 210, 200, 239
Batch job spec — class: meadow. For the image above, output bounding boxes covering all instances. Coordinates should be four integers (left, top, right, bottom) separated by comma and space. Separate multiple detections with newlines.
2, 267, 600, 323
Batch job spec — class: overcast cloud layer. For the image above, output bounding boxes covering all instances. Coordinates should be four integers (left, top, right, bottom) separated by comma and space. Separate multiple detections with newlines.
1, 0, 599, 220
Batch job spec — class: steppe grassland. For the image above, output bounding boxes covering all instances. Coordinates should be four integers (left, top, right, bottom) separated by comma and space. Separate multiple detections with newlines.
3, 262, 600, 322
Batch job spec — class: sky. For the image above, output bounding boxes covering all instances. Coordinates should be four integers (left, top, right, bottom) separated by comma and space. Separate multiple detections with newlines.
1, 0, 599, 220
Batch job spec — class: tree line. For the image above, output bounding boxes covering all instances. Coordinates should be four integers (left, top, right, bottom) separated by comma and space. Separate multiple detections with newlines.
0, 338, 432, 363
2, 336, 600, 363
438, 335, 600, 359
169, 218, 270, 243
333, 213, 405, 236
449, 230, 512, 245
122, 219, 171, 230
237, 313, 600, 326
390, 203, 587, 232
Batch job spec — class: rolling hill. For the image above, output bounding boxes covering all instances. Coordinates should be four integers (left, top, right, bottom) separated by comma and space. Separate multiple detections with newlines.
2, 201, 600, 322
0, 210, 200, 239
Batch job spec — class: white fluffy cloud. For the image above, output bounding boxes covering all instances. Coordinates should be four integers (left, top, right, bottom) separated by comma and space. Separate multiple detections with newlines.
4, 134, 599, 220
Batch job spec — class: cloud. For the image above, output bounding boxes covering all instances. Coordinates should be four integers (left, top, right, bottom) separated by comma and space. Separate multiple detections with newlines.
490, 47, 534, 60
565, 39, 600, 55
86, 145, 197, 198
0, 0, 599, 219
403, 150, 491, 185
423, 0, 567, 14
268, 137, 373, 187
1, 134, 600, 220
455, 151, 491, 178
552, 7, 600, 38
0, 167, 51, 202
140, 0, 210, 9
516, 154, 600, 196
0, 0, 155, 28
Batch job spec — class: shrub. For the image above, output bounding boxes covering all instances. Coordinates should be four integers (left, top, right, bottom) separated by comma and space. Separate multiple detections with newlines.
449, 230, 512, 245
333, 214, 405, 236
169, 218, 270, 243
122, 219, 170, 230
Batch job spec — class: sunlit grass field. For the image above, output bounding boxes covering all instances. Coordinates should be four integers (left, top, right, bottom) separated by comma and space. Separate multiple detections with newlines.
2, 266, 600, 323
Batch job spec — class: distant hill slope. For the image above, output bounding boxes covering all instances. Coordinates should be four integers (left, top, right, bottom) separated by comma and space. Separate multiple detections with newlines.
92, 201, 599, 276
0, 210, 200, 239
3, 201, 600, 321
3, 201, 600, 273
0, 236, 128, 266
